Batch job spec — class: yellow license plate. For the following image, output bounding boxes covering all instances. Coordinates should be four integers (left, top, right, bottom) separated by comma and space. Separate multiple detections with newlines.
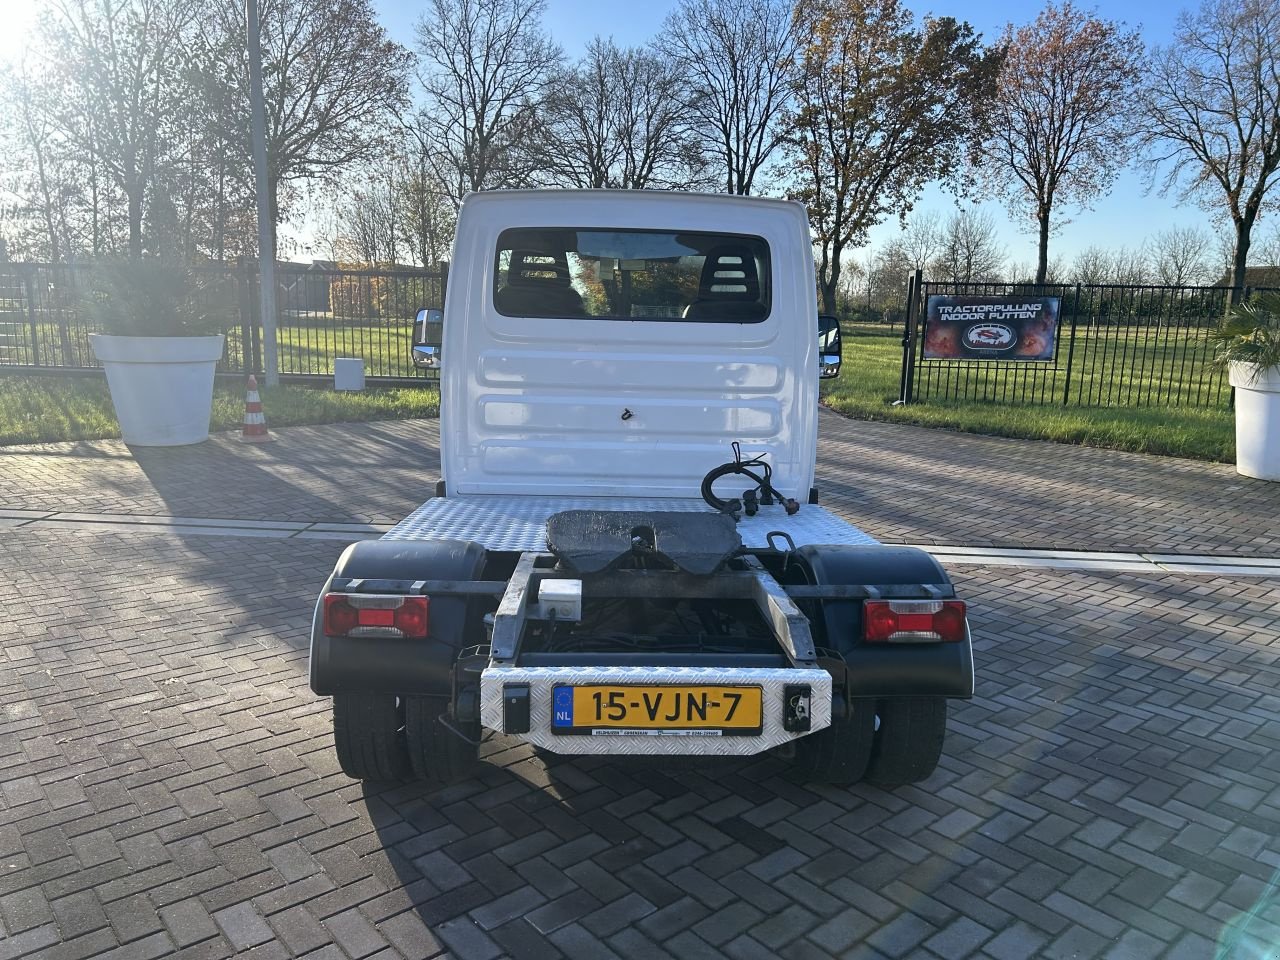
551, 685, 762, 734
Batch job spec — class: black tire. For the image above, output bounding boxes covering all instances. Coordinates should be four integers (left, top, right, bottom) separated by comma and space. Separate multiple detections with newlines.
405, 696, 477, 782
792, 698, 876, 785
332, 693, 410, 780
866, 698, 947, 788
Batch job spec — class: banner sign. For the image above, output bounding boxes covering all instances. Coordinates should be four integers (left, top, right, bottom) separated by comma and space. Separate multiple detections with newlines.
923, 295, 1060, 361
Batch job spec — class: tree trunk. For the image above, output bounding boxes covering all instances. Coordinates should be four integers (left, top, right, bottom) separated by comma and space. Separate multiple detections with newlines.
127, 186, 143, 259
1035, 211, 1050, 286
1229, 212, 1256, 305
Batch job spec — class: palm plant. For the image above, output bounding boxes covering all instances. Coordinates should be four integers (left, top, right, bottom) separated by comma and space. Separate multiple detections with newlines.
81, 259, 234, 337
1211, 293, 1280, 384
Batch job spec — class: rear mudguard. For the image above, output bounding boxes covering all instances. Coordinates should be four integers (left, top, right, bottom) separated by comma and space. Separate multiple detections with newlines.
309, 539, 486, 696
786, 544, 974, 699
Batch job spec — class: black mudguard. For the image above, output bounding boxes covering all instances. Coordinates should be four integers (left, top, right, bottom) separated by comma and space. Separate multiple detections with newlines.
309, 539, 487, 696
787, 544, 974, 699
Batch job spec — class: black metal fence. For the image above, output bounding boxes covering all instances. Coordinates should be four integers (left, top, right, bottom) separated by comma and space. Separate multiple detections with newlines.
0, 261, 447, 382
900, 278, 1278, 408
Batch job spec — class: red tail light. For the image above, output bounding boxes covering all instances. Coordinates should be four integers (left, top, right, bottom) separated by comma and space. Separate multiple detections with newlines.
323, 594, 429, 639
864, 600, 966, 643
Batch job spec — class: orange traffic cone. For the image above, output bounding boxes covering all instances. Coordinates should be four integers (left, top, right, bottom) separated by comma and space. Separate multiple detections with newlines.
239, 374, 274, 443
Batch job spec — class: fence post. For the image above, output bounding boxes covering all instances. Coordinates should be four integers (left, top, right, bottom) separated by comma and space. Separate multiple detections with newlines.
21, 266, 40, 367
898, 269, 922, 404
55, 266, 73, 365
237, 266, 254, 375
1061, 284, 1081, 406
247, 265, 263, 374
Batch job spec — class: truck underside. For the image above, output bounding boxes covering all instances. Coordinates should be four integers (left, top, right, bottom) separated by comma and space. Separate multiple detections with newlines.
310, 497, 973, 786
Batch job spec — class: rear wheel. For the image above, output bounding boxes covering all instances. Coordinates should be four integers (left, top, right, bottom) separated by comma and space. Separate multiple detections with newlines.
793, 698, 876, 785
405, 695, 477, 782
332, 693, 410, 780
865, 698, 947, 788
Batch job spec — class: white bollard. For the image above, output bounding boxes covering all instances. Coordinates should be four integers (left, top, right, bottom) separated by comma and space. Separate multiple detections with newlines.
334, 357, 365, 392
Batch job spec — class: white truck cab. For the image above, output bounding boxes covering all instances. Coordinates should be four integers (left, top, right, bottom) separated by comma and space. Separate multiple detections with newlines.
441, 190, 818, 499
311, 190, 972, 787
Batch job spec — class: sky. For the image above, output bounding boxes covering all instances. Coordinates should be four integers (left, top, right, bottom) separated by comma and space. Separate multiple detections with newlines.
4, 0, 1265, 268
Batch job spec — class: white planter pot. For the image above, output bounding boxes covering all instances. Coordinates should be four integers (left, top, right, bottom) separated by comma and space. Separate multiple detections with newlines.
90, 334, 225, 446
1229, 361, 1280, 481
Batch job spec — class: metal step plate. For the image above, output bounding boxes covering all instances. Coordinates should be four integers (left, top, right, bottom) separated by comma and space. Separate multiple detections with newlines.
382, 496, 879, 552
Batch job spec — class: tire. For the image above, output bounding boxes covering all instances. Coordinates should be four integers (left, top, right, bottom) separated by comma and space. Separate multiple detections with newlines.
792, 698, 876, 785
866, 698, 947, 788
405, 695, 477, 782
332, 693, 410, 780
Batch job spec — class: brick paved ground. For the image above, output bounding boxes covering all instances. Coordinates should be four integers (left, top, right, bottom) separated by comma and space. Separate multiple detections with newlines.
2, 409, 1278, 554
0, 420, 440, 525
3, 523, 1279, 959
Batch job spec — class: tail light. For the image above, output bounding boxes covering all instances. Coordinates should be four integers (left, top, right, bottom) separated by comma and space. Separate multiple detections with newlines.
323, 593, 429, 639
863, 600, 966, 643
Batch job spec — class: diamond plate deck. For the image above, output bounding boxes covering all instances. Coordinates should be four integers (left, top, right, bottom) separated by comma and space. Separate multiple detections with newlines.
382, 496, 878, 551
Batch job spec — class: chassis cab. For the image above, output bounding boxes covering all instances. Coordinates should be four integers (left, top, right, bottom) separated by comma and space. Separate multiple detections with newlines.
310, 190, 972, 786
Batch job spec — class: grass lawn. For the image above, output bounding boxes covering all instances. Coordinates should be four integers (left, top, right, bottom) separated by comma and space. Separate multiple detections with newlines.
0, 374, 439, 446
823, 332, 1236, 462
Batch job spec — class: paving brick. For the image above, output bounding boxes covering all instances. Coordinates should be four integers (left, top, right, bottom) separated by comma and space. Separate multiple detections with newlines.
434, 915, 501, 960
469, 886, 547, 931
1, 887, 53, 933
690, 901, 763, 946
105, 894, 164, 943
324, 907, 387, 958
580, 892, 657, 938
158, 899, 219, 948
490, 917, 566, 960
923, 917, 993, 958
635, 896, 710, 943
212, 903, 272, 951
548, 922, 623, 960
378, 911, 444, 960
527, 892, 603, 936
1043, 924, 1112, 960
48, 890, 108, 940
865, 912, 937, 958
267, 905, 329, 955
5, 423, 1280, 960
807, 906, 879, 955
983, 921, 1050, 960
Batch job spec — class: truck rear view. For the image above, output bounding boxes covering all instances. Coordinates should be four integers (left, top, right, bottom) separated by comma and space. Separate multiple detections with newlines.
309, 190, 972, 786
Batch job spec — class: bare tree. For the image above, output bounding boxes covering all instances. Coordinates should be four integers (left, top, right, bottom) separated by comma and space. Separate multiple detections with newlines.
43, 0, 196, 258
660, 0, 796, 194
890, 209, 944, 276
1151, 225, 1213, 285
979, 3, 1143, 284
1069, 245, 1113, 285
536, 38, 703, 189
1111, 244, 1151, 286
786, 0, 1001, 314
833, 253, 865, 315
1140, 0, 1280, 300
1254, 221, 1280, 268
932, 208, 1005, 284
199, 0, 410, 256
0, 62, 74, 261
415, 0, 561, 203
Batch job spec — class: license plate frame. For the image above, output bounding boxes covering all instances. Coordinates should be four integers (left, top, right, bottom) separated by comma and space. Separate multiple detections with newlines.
550, 684, 763, 736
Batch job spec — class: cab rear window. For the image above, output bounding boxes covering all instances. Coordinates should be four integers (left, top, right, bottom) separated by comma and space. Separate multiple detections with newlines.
493, 228, 771, 322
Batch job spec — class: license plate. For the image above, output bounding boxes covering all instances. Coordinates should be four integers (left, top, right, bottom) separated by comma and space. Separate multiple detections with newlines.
551, 685, 762, 735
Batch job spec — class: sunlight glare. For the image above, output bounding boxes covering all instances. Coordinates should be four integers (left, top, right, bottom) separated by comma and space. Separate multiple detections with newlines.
0, 1, 44, 69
